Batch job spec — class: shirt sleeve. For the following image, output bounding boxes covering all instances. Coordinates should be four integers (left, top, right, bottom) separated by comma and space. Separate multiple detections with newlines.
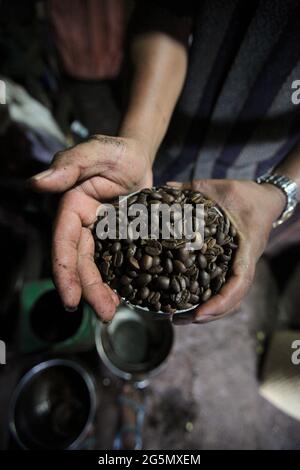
129, 0, 195, 48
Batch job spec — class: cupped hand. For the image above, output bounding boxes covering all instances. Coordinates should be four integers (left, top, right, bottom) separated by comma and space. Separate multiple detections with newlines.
30, 135, 153, 321
167, 179, 286, 324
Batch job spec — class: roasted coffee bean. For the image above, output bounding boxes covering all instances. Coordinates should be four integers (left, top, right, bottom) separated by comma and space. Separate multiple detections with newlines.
148, 265, 164, 274
173, 260, 187, 274
127, 194, 139, 205
204, 226, 211, 238
148, 291, 161, 304
127, 289, 137, 301
185, 265, 198, 278
164, 304, 177, 314
220, 254, 231, 262
164, 258, 173, 273
190, 193, 203, 204
206, 255, 218, 264
178, 276, 187, 290
183, 275, 190, 288
102, 251, 112, 262
140, 254, 153, 270
148, 199, 162, 206
106, 270, 115, 281
152, 302, 162, 312
137, 193, 147, 204
151, 191, 163, 200
229, 225, 237, 237
210, 266, 223, 280
208, 262, 217, 274
110, 277, 119, 290
96, 241, 103, 252
152, 255, 161, 266
207, 238, 216, 249
175, 289, 190, 304
126, 270, 138, 278
229, 241, 238, 250
202, 288, 212, 302
113, 251, 124, 267
176, 248, 190, 262
135, 273, 152, 287
145, 240, 162, 256
199, 270, 210, 286
161, 192, 175, 204
111, 241, 121, 253
137, 286, 150, 300
197, 254, 207, 269
189, 280, 199, 294
162, 239, 186, 249
201, 243, 208, 254
94, 186, 238, 314
216, 231, 226, 245
170, 277, 181, 293
211, 277, 224, 293
128, 256, 140, 270
156, 276, 170, 290
100, 260, 110, 277
224, 216, 231, 235
189, 294, 200, 304
120, 275, 131, 285
135, 248, 143, 260
184, 255, 196, 268
120, 284, 133, 297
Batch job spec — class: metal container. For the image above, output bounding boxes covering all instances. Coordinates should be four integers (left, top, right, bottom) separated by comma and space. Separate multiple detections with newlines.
9, 359, 97, 449
19, 280, 96, 354
96, 189, 224, 318
95, 303, 174, 384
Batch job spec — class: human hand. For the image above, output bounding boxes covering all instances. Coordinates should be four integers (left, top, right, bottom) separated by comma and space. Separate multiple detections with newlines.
167, 179, 286, 324
30, 135, 153, 321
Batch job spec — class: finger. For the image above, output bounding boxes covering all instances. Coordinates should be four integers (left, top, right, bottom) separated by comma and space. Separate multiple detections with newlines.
166, 181, 188, 189
52, 205, 82, 311
193, 302, 242, 324
77, 227, 119, 321
52, 190, 100, 309
29, 140, 116, 193
194, 236, 255, 320
29, 149, 81, 192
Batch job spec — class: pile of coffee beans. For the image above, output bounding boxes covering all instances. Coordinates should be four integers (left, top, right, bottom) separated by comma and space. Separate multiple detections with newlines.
94, 187, 237, 314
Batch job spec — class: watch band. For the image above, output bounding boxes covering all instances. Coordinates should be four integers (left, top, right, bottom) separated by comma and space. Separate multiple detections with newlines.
256, 173, 299, 228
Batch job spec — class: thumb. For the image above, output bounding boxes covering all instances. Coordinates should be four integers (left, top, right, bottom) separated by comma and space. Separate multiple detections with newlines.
29, 151, 83, 193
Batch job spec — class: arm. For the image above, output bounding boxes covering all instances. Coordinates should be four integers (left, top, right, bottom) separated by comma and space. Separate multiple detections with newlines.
30, 31, 188, 320
119, 32, 188, 160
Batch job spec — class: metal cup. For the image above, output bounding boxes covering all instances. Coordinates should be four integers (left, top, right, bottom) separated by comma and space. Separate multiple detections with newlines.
9, 359, 97, 449
95, 303, 174, 384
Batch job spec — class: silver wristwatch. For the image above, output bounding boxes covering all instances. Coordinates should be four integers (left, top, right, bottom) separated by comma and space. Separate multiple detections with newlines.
256, 173, 299, 228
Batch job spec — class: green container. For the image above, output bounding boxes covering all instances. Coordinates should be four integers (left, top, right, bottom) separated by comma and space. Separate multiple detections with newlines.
19, 279, 96, 354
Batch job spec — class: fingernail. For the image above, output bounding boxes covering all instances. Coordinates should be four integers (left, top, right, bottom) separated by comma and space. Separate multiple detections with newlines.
193, 316, 213, 324
64, 305, 78, 312
166, 181, 182, 188
32, 169, 55, 181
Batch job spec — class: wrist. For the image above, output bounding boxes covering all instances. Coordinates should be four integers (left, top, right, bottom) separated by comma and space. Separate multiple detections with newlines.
258, 182, 287, 223
118, 124, 157, 167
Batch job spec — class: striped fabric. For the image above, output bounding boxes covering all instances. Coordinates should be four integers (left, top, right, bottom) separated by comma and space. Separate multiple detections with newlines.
133, 0, 300, 185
